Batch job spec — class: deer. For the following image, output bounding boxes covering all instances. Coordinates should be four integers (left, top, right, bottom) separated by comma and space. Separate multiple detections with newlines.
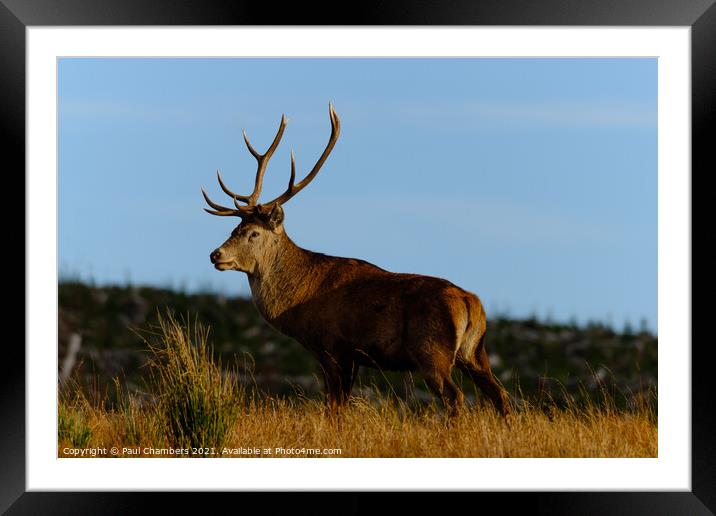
202, 104, 511, 416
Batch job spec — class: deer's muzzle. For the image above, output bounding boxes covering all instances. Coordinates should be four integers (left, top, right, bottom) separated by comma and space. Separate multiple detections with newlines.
210, 249, 223, 264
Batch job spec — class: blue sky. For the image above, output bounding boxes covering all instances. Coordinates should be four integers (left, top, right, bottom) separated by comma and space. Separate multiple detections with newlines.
58, 58, 657, 332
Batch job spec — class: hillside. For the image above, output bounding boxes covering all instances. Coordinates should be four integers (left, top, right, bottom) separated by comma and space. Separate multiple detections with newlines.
58, 281, 657, 409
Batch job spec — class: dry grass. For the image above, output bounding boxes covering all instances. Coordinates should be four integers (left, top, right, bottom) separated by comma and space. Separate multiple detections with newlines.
57, 314, 657, 458
57, 395, 657, 458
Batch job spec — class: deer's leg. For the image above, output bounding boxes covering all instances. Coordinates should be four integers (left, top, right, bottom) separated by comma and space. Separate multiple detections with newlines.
442, 376, 465, 417
337, 358, 358, 405
319, 352, 356, 409
458, 345, 512, 416
422, 370, 465, 417
418, 346, 465, 417
320, 361, 341, 410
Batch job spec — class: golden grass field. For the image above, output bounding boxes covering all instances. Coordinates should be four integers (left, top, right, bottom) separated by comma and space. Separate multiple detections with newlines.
58, 314, 657, 458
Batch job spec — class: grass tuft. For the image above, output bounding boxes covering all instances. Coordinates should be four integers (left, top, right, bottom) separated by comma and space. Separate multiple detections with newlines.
58, 314, 657, 458
139, 312, 241, 453
58, 385, 93, 448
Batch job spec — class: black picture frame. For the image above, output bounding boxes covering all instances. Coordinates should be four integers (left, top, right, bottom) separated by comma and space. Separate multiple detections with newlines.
4, 1, 712, 513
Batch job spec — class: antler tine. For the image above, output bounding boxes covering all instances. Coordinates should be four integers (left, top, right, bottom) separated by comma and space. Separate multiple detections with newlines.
288, 150, 296, 187
263, 103, 340, 208
201, 187, 243, 217
241, 114, 288, 205
204, 207, 239, 217
242, 130, 261, 159
216, 170, 251, 204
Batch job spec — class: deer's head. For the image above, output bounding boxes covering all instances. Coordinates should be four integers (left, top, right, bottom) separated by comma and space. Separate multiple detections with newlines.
203, 104, 340, 274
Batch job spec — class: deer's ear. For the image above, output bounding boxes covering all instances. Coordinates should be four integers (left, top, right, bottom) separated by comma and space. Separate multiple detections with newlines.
265, 203, 284, 229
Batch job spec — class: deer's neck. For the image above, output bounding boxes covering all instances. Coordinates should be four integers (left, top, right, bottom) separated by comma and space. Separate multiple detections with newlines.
246, 233, 321, 323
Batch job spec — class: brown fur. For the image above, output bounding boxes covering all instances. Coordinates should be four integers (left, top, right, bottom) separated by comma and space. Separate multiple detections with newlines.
205, 106, 510, 415
211, 212, 511, 416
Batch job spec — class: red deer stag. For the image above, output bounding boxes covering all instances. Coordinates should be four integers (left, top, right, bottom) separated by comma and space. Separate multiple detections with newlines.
202, 104, 511, 416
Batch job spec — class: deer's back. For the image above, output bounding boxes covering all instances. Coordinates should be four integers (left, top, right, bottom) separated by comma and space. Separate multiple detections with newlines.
273, 255, 485, 371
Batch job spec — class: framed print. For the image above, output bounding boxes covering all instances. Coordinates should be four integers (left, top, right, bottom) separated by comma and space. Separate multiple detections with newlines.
5, 0, 713, 513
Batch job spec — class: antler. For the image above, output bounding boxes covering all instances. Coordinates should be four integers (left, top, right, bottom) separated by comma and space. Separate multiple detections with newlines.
260, 103, 341, 208
201, 114, 286, 217
201, 103, 341, 218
